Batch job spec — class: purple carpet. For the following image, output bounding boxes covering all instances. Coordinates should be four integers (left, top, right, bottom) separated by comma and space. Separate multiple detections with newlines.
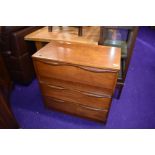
10, 27, 155, 129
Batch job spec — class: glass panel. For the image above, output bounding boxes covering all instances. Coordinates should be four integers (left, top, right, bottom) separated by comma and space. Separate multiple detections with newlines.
105, 29, 128, 41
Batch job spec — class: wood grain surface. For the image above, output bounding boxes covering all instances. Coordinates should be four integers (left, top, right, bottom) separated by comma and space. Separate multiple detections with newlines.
25, 26, 100, 45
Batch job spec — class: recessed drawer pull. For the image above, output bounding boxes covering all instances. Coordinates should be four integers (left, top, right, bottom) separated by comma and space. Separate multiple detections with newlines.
47, 84, 65, 90
77, 66, 115, 73
80, 104, 107, 112
52, 98, 65, 103
44, 82, 111, 98
47, 61, 60, 65
81, 92, 111, 98
38, 59, 62, 65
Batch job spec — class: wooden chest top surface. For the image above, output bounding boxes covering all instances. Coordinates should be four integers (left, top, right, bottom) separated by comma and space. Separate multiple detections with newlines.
32, 41, 121, 71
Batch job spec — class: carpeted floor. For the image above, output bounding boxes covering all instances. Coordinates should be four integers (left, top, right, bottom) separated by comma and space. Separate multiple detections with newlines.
10, 27, 155, 129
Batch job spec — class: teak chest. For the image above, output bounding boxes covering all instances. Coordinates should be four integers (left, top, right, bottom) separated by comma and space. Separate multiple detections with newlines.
32, 41, 121, 122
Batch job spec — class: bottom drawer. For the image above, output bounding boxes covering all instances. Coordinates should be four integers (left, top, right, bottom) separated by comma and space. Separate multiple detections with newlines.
44, 96, 109, 122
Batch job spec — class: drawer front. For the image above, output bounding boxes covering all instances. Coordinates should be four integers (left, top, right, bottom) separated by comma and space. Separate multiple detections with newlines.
34, 60, 117, 90
39, 77, 113, 96
44, 96, 108, 122
40, 83, 111, 110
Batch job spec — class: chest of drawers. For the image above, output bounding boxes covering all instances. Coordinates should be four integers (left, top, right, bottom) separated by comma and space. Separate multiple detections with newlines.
32, 41, 120, 122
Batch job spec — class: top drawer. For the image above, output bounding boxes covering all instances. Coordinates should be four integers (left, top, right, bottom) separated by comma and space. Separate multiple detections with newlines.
34, 59, 118, 91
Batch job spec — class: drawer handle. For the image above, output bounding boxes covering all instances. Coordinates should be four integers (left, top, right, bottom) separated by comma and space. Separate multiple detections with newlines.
80, 104, 107, 112
45, 83, 111, 98
77, 66, 113, 73
47, 84, 65, 90
81, 92, 111, 98
52, 98, 65, 103
39, 60, 62, 65
47, 61, 60, 65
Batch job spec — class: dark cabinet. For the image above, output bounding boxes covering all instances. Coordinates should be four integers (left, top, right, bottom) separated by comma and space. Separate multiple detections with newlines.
0, 89, 19, 129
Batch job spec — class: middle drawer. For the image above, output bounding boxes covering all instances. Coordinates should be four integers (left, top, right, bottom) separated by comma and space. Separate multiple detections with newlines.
40, 83, 111, 110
